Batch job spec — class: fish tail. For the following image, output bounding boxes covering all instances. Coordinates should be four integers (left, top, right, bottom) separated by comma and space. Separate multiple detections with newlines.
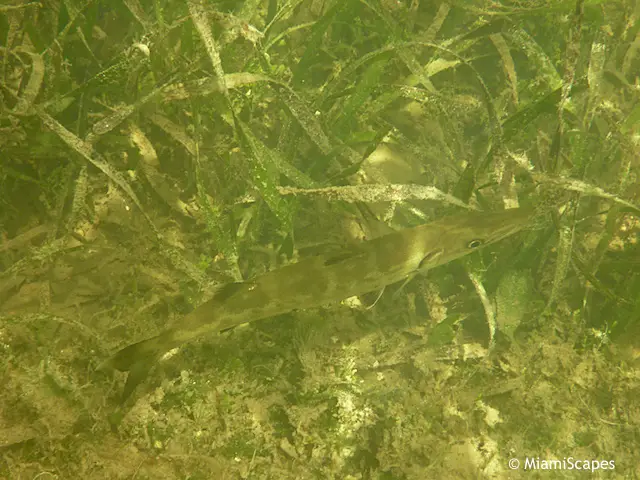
99, 333, 164, 372
99, 331, 176, 402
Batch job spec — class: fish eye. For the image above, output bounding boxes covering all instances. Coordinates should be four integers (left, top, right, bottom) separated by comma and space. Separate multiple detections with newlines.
467, 239, 483, 249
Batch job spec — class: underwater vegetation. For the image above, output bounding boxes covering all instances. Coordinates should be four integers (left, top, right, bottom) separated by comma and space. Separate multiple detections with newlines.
1, 0, 639, 478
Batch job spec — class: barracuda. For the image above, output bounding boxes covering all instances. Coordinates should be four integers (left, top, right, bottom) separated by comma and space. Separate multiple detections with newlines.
102, 207, 534, 400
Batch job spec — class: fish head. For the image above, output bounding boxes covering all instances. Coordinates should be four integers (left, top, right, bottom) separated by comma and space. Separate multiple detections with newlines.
416, 208, 534, 271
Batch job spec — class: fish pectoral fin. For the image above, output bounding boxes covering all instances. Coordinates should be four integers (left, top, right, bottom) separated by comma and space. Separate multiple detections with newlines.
417, 249, 445, 273
363, 287, 385, 310
388, 250, 446, 299
390, 272, 418, 299
388, 249, 446, 299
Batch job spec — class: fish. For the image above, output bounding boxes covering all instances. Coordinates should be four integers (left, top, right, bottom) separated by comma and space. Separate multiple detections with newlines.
101, 207, 534, 400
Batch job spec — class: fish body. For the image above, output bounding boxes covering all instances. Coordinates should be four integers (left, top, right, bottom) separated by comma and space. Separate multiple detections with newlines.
103, 208, 533, 399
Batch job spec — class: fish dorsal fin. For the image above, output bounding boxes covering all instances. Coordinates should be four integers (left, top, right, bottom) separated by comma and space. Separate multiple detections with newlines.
323, 247, 366, 267
208, 281, 247, 303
